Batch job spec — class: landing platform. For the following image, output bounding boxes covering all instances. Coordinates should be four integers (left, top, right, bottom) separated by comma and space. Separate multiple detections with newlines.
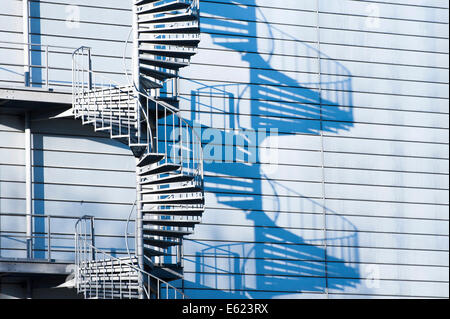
0, 258, 73, 276
0, 85, 72, 116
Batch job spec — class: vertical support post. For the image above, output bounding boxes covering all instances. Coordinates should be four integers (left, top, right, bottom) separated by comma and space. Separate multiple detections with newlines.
25, 112, 33, 259
132, 1, 142, 145
45, 46, 49, 89
87, 48, 93, 90
177, 239, 183, 268
132, 4, 145, 299
135, 161, 144, 299
174, 71, 179, 99
132, 4, 140, 92
90, 216, 95, 260
316, 0, 329, 298
23, 0, 30, 86
47, 216, 51, 261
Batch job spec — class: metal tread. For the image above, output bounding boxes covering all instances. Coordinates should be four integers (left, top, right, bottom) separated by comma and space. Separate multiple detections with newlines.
137, 153, 166, 167
139, 44, 197, 58
140, 163, 181, 176
144, 246, 169, 256
143, 236, 180, 248
138, 1, 191, 15
138, 12, 197, 24
140, 65, 178, 81
141, 173, 195, 186
141, 184, 202, 195
141, 196, 204, 205
143, 219, 200, 227
142, 208, 204, 216
143, 228, 192, 237
140, 55, 189, 70
139, 22, 199, 34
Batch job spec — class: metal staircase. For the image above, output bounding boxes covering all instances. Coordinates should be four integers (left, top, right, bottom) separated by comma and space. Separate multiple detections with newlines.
71, 0, 202, 299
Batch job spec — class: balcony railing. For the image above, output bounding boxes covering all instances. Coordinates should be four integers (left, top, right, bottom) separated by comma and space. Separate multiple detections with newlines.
0, 212, 136, 263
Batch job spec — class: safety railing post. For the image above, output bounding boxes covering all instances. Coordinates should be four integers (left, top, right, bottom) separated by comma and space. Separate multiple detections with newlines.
45, 45, 49, 89
47, 215, 51, 262
88, 48, 93, 90
90, 216, 95, 261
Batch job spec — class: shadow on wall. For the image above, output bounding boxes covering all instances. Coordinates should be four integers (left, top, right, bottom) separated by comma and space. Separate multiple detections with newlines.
180, 0, 359, 298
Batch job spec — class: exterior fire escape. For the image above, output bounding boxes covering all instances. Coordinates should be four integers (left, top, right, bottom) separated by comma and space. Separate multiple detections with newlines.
72, 0, 203, 299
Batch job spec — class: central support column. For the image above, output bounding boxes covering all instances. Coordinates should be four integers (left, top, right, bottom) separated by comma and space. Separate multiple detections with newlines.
136, 161, 144, 299
132, 1, 145, 299
23, 0, 30, 86
25, 112, 33, 258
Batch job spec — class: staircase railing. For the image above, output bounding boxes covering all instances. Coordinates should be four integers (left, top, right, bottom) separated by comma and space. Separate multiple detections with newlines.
72, 46, 203, 184
75, 216, 186, 299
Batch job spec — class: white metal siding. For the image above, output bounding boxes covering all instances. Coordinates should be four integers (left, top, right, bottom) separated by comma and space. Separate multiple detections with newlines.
0, 0, 448, 299
0, 114, 136, 260
177, 0, 449, 299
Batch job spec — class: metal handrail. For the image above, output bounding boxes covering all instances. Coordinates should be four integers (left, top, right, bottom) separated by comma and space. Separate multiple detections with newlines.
75, 216, 186, 299
73, 45, 204, 181
71, 0, 201, 298
0, 40, 77, 89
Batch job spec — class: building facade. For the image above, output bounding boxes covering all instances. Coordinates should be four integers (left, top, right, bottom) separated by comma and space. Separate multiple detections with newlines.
0, 0, 448, 299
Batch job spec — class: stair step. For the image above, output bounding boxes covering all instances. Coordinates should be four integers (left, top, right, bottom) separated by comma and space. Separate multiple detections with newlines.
139, 34, 200, 46
82, 257, 138, 268
78, 275, 139, 282
141, 184, 202, 195
142, 196, 204, 205
143, 228, 192, 238
140, 65, 177, 81
144, 246, 169, 256
144, 237, 180, 248
80, 264, 136, 273
79, 284, 139, 291
77, 92, 135, 102
137, 153, 165, 167
140, 75, 164, 89
140, 163, 181, 176
138, 1, 191, 15
144, 219, 200, 227
138, 12, 197, 24
139, 22, 199, 34
142, 208, 204, 216
139, 44, 197, 59
135, 0, 160, 5
141, 174, 195, 186
140, 55, 189, 70
85, 292, 139, 299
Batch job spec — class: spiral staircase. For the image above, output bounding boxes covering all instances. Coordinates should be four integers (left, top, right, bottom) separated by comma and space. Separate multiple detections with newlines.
71, 0, 203, 299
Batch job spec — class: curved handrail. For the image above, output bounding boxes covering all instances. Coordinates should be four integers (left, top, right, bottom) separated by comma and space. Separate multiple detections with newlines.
75, 216, 187, 299
123, 29, 204, 179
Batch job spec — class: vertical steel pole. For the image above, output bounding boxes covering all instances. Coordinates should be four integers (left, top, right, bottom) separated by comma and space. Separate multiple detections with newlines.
316, 0, 329, 298
45, 46, 49, 88
47, 216, 51, 261
132, 0, 145, 300
23, 0, 30, 86
132, 4, 140, 93
87, 48, 93, 90
136, 162, 144, 299
90, 217, 95, 260
25, 112, 33, 259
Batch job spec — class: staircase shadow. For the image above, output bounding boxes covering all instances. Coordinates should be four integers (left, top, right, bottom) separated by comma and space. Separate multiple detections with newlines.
177, 0, 359, 298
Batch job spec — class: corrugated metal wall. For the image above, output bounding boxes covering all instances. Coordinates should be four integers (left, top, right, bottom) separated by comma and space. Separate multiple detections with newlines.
178, 0, 449, 299
0, 0, 132, 88
0, 0, 448, 298
0, 114, 137, 260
